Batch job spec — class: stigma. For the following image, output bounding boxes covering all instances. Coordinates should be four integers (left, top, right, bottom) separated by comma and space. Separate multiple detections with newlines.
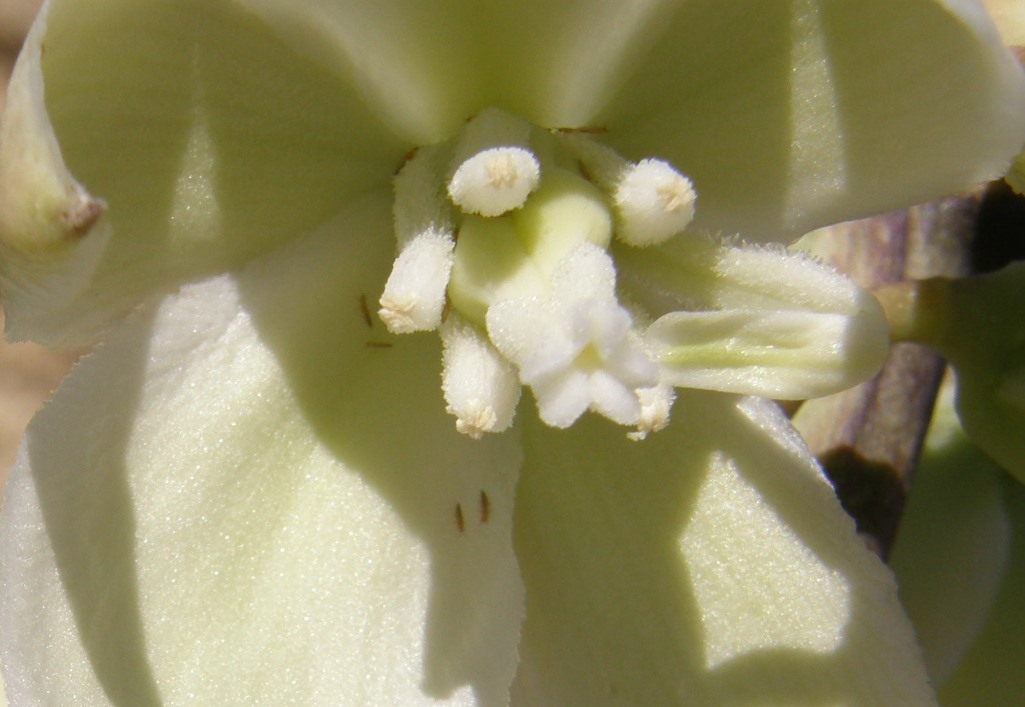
379, 108, 697, 438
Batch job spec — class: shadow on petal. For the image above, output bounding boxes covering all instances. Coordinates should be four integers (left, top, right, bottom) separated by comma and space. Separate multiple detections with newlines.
510, 392, 933, 705
25, 318, 162, 706
235, 196, 525, 704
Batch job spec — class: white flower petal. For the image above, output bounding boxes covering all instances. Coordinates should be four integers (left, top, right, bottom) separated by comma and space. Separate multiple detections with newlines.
0, 3, 109, 346
1, 0, 404, 345
0, 198, 525, 705
982, 0, 1025, 45
889, 390, 1012, 686
648, 307, 888, 400
889, 381, 1025, 704
510, 392, 936, 705
617, 233, 879, 317
234, 0, 480, 143
601, 0, 1025, 240
237, 0, 683, 137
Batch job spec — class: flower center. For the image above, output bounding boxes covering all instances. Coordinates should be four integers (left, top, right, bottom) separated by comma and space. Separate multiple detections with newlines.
378, 108, 696, 439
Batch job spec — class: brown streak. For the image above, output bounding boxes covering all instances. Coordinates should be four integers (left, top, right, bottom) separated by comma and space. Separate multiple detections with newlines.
61, 198, 105, 238
555, 125, 608, 135
358, 294, 373, 328
480, 490, 490, 524
394, 147, 419, 176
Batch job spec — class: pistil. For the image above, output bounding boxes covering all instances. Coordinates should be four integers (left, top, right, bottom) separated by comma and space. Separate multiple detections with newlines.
380, 108, 699, 438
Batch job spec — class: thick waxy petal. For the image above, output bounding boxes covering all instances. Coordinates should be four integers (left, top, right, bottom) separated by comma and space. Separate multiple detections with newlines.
0, 197, 524, 705
597, 0, 1025, 240
890, 384, 1025, 705
889, 387, 1012, 687
235, 0, 677, 142
933, 483, 1025, 705
647, 308, 887, 399
0, 7, 109, 339
983, 0, 1025, 45
619, 234, 889, 398
0, 0, 405, 346
236, 0, 1025, 242
511, 393, 935, 705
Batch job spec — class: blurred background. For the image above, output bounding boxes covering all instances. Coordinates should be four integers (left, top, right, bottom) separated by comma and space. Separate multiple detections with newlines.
0, 0, 76, 485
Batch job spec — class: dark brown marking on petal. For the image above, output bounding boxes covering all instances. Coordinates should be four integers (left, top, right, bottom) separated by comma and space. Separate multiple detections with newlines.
480, 490, 490, 524
455, 503, 465, 533
359, 294, 373, 328
394, 147, 419, 176
61, 197, 106, 238
555, 125, 608, 136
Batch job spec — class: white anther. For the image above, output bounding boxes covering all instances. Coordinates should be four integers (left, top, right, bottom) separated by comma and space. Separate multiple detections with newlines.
627, 386, 676, 441
448, 146, 541, 217
558, 134, 695, 247
614, 159, 695, 246
441, 317, 521, 437
379, 228, 454, 334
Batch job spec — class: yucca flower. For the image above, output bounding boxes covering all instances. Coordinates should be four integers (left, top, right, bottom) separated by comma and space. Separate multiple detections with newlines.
0, 1, 1023, 704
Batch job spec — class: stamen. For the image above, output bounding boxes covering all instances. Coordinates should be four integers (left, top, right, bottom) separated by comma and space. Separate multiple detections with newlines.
382, 108, 696, 436
393, 145, 453, 246
559, 133, 696, 246
379, 228, 454, 334
440, 317, 521, 437
628, 386, 676, 441
446, 108, 541, 217
614, 159, 696, 246
448, 147, 541, 217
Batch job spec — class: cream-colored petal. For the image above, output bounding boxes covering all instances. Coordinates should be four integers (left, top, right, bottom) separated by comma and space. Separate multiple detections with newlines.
648, 308, 887, 400
1, 0, 405, 346
617, 233, 880, 316
619, 234, 889, 398
982, 0, 1025, 46
510, 392, 935, 705
601, 0, 1025, 241
933, 482, 1025, 705
234, 0, 680, 141
0, 3, 109, 340
0, 197, 524, 706
889, 385, 1012, 687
